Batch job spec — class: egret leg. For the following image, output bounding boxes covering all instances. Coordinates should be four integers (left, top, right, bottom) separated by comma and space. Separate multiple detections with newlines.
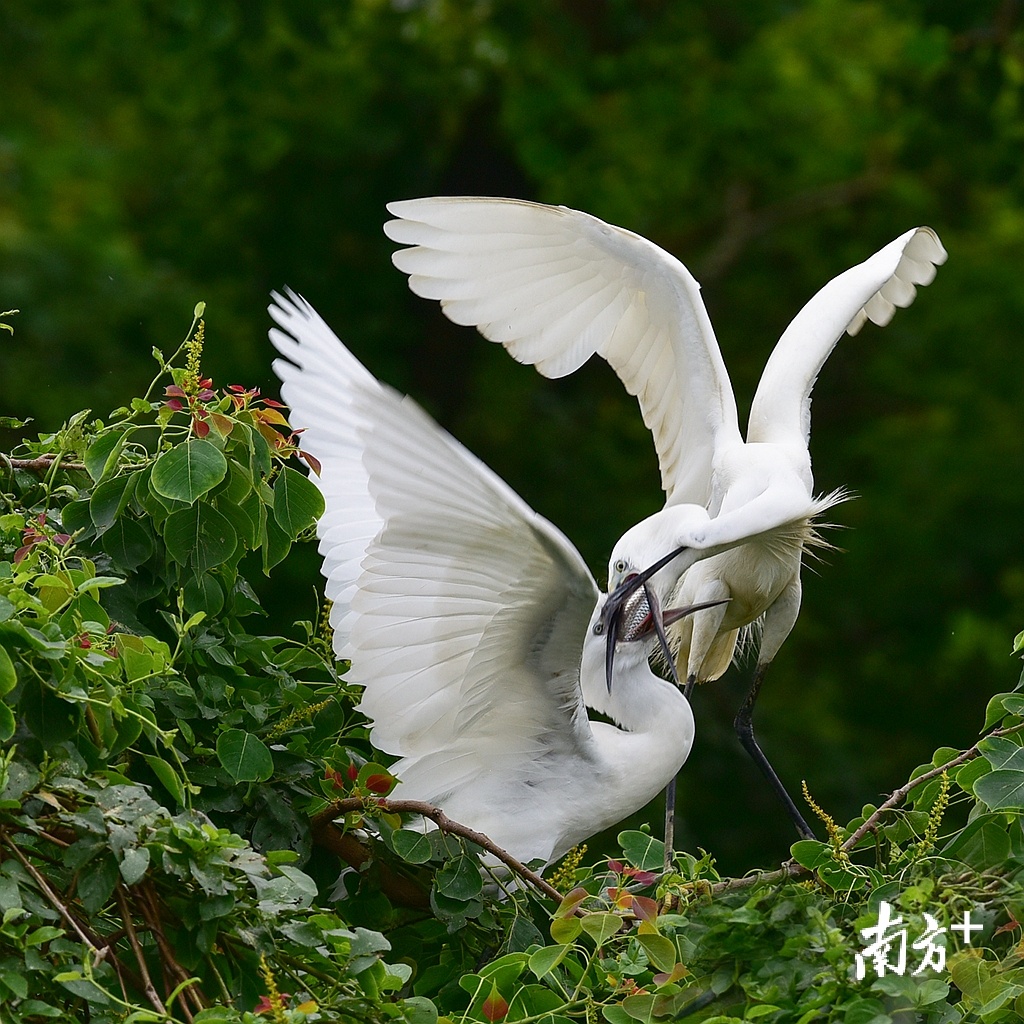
663, 775, 676, 874
663, 672, 699, 873
733, 662, 815, 839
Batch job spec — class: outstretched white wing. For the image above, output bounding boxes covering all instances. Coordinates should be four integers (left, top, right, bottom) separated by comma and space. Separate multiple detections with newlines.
268, 291, 600, 786
384, 196, 741, 507
748, 226, 947, 447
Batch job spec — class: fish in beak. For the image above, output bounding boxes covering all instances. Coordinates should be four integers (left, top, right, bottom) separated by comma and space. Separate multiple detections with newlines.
594, 545, 728, 693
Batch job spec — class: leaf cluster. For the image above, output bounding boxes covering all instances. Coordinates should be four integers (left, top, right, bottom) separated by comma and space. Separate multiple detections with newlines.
3, 309, 1024, 1024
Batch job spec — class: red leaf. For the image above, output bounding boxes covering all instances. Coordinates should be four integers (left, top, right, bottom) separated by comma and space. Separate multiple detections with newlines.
299, 450, 322, 476
630, 895, 659, 922
228, 384, 247, 393
53, 533, 71, 545
346, 762, 359, 781
625, 868, 659, 886
164, 398, 184, 411
262, 398, 285, 408
192, 418, 210, 438
365, 773, 395, 795
607, 859, 625, 874
482, 990, 508, 1022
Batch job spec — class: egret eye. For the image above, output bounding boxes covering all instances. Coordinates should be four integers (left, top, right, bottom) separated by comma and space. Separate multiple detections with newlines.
613, 558, 627, 574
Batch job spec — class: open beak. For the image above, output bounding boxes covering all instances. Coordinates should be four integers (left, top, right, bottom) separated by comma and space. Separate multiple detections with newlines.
595, 544, 728, 693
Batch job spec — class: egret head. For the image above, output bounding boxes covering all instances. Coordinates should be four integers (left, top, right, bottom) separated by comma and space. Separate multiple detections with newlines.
594, 558, 728, 694
607, 504, 714, 598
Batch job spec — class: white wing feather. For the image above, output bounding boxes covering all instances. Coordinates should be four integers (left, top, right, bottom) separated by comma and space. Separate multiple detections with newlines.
268, 291, 600, 797
748, 226, 947, 446
384, 196, 741, 507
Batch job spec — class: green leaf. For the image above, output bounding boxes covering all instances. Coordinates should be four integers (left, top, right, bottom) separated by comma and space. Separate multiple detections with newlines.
436, 854, 483, 901
392, 829, 434, 864
119, 846, 151, 885
979, 735, 1024, 769
955, 756, 991, 794
402, 995, 438, 1024
621, 993, 656, 1021
790, 839, 832, 870
550, 915, 582, 944
0, 644, 15, 696
102, 516, 156, 571
618, 830, 664, 871
528, 943, 571, 979
580, 911, 621, 946
975, 767, 1024, 809
151, 439, 228, 504
636, 933, 676, 973
164, 503, 237, 572
943, 814, 1012, 869
0, 703, 14, 743
216, 729, 274, 783
273, 465, 325, 538
141, 754, 186, 805
84, 429, 130, 482
89, 473, 137, 532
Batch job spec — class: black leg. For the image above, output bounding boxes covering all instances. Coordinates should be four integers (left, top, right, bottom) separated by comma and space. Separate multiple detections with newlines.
733, 663, 815, 840
683, 673, 696, 701
663, 774, 676, 874
664, 673, 699, 873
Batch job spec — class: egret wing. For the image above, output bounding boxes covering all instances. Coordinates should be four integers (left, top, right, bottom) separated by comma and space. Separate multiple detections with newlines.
384, 196, 741, 507
269, 290, 601, 774
748, 226, 947, 447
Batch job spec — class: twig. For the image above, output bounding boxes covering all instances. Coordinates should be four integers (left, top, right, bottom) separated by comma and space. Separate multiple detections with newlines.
0, 453, 88, 473
841, 723, 1024, 851
699, 722, 1024, 897
137, 881, 205, 1016
313, 798, 564, 903
0, 832, 100, 951
114, 883, 169, 1018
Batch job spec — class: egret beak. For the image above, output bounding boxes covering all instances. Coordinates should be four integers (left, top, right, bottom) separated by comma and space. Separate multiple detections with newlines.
595, 542, 729, 693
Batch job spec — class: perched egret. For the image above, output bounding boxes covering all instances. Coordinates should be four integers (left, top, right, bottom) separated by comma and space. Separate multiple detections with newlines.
382, 197, 947, 842
268, 290, 729, 869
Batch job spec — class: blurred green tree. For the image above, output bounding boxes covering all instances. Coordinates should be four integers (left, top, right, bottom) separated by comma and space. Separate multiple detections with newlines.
2, 0, 1023, 868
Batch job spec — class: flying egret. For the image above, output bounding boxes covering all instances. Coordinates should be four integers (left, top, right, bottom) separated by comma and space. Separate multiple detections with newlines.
382, 197, 947, 842
268, 290, 729, 869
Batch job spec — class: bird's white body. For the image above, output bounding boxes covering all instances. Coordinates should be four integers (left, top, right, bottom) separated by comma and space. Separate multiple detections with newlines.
383, 197, 946, 836
384, 197, 946, 687
268, 292, 697, 867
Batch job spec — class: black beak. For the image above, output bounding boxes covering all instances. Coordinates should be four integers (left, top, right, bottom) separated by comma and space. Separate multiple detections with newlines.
595, 543, 727, 693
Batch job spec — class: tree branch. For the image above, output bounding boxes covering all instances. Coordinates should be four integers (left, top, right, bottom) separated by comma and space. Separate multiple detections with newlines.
0, 832, 100, 952
699, 722, 1023, 898
0, 453, 88, 473
114, 882, 169, 1019
312, 798, 564, 903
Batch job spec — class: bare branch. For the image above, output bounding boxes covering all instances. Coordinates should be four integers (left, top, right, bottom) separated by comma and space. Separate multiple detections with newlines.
0, 453, 88, 473
114, 883, 169, 1018
313, 797, 564, 903
1, 832, 100, 951
695, 721, 1024, 898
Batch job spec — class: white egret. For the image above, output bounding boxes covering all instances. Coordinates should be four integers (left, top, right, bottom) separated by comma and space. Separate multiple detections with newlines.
268, 290, 729, 869
382, 197, 947, 842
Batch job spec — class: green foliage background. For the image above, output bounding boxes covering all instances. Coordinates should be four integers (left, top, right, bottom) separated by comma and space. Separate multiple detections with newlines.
2, 0, 1023, 867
